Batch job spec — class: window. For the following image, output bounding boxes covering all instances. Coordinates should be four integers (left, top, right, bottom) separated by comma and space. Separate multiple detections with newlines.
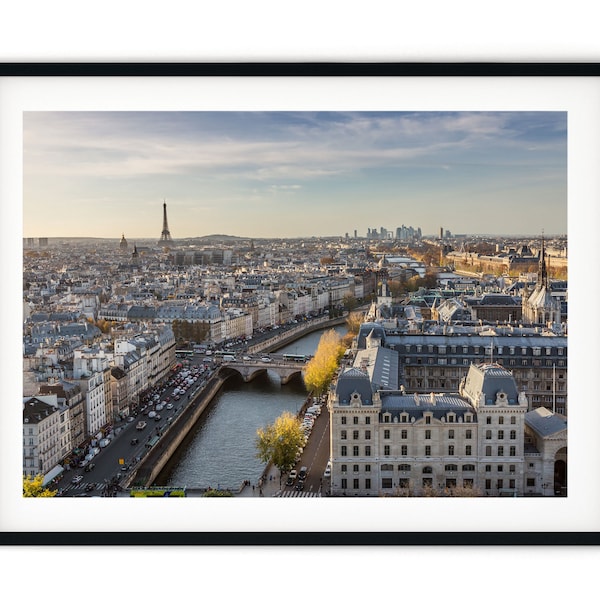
353, 464, 359, 472
425, 445, 431, 456
466, 415, 472, 423
497, 465, 503, 472
510, 430, 516, 440
445, 478, 457, 488
341, 430, 347, 440
448, 429, 455, 439
382, 478, 393, 489
365, 430, 371, 440
341, 446, 347, 456
365, 417, 371, 425
384, 445, 390, 456
341, 416, 347, 425
401, 429, 407, 439
341, 478, 347, 489
498, 430, 504, 440
365, 446, 371, 456
425, 416, 431, 424
401, 445, 407, 456
448, 445, 455, 456
341, 464, 347, 472
486, 430, 492, 439
381, 464, 394, 471
423, 478, 433, 488
499, 416, 504, 425
509, 464, 515, 473
497, 479, 504, 489
448, 414, 455, 423
422, 466, 433, 474
399, 464, 411, 471
384, 414, 390, 423
353, 430, 359, 440
353, 416, 359, 425
365, 478, 371, 489
465, 445, 472, 456
401, 414, 408, 423
509, 479, 515, 489
384, 429, 390, 439
486, 446, 492, 456
485, 479, 492, 490
353, 446, 359, 456
485, 465, 491, 472
466, 429, 472, 439
486, 417, 492, 425
353, 478, 360, 489
498, 446, 504, 456
462, 464, 475, 471
510, 446, 516, 457
527, 478, 535, 487
425, 429, 431, 439
365, 465, 371, 472
463, 479, 474, 488
445, 464, 458, 471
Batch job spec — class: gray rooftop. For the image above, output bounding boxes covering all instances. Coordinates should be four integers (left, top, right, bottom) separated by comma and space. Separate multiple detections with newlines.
525, 407, 567, 437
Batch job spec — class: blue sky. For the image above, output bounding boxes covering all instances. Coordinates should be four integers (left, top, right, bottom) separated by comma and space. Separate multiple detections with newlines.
23, 111, 567, 239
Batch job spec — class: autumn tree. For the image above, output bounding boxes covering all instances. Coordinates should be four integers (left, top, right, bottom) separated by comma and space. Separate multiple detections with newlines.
303, 329, 346, 395
255, 411, 305, 475
345, 311, 364, 336
23, 474, 57, 497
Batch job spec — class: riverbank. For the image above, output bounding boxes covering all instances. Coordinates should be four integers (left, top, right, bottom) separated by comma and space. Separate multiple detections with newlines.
127, 316, 348, 491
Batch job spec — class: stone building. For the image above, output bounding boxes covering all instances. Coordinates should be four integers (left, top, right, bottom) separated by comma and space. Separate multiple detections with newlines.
328, 361, 566, 497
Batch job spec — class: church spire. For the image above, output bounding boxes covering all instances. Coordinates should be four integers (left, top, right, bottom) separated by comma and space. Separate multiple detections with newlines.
537, 232, 548, 290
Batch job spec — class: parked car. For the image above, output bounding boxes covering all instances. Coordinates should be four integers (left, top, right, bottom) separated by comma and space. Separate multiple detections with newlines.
71, 475, 83, 484
84, 463, 95, 472
130, 438, 139, 445
298, 466, 308, 480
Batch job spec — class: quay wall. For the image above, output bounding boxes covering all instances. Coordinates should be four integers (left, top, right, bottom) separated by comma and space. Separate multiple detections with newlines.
127, 315, 348, 489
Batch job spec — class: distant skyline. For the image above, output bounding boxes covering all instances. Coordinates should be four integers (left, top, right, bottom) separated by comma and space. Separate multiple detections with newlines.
23, 111, 567, 239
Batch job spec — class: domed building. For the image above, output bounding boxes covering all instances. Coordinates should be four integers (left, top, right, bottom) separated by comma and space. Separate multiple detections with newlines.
119, 233, 128, 252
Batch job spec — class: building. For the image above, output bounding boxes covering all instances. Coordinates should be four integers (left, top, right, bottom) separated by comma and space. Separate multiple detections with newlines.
23, 396, 62, 482
328, 361, 566, 497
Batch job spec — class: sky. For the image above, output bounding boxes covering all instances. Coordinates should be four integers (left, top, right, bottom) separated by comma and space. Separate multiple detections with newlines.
23, 111, 568, 239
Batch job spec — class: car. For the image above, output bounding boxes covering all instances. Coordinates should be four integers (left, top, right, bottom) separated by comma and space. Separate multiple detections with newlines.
84, 463, 95, 472
324, 466, 331, 477
298, 466, 308, 480
295, 480, 305, 491
155, 414, 162, 421
126, 416, 135, 422
85, 482, 96, 491
166, 403, 173, 410
71, 475, 83, 485
130, 438, 139, 445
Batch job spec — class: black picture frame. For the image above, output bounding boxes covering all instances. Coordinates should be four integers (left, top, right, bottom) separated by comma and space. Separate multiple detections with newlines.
3, 62, 599, 546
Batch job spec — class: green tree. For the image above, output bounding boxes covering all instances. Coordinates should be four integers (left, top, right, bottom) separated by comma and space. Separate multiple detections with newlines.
23, 474, 57, 497
255, 412, 305, 475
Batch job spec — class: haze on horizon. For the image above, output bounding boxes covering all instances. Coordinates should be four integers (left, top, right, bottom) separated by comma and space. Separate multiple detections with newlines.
23, 111, 568, 239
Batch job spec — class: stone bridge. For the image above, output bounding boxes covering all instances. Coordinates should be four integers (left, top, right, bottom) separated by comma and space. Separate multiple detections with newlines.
218, 359, 305, 384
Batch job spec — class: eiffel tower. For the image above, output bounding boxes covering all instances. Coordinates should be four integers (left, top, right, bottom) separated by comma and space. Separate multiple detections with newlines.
158, 201, 174, 246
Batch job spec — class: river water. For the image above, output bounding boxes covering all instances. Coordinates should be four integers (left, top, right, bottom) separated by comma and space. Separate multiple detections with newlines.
156, 324, 348, 489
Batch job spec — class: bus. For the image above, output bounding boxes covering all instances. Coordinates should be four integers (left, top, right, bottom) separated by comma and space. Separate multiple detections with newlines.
176, 350, 194, 358
282, 353, 307, 363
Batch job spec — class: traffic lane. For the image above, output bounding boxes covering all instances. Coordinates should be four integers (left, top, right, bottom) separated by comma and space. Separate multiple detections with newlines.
295, 403, 330, 493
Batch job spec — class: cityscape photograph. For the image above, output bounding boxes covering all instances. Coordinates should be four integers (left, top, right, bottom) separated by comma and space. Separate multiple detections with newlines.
20, 110, 569, 505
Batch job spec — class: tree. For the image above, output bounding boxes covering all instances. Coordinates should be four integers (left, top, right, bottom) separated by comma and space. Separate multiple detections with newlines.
303, 329, 346, 395
23, 474, 57, 497
255, 412, 305, 475
345, 311, 364, 336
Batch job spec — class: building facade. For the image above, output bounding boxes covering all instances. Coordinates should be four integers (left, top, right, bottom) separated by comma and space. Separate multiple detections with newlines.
328, 362, 565, 497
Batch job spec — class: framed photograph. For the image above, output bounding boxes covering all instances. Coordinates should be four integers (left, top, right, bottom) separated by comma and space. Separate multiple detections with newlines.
2, 63, 600, 545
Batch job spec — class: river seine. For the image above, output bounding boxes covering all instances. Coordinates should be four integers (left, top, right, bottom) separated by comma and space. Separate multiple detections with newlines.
155, 324, 348, 489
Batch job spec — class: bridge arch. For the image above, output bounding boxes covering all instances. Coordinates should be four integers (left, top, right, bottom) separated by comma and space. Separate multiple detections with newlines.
218, 361, 304, 384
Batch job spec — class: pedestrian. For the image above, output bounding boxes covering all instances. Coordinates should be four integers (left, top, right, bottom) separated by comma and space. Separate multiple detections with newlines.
252, 485, 255, 491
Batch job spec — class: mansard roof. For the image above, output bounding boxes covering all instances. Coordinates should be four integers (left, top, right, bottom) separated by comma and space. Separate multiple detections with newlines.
525, 407, 567, 438
335, 368, 375, 405
461, 362, 520, 406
